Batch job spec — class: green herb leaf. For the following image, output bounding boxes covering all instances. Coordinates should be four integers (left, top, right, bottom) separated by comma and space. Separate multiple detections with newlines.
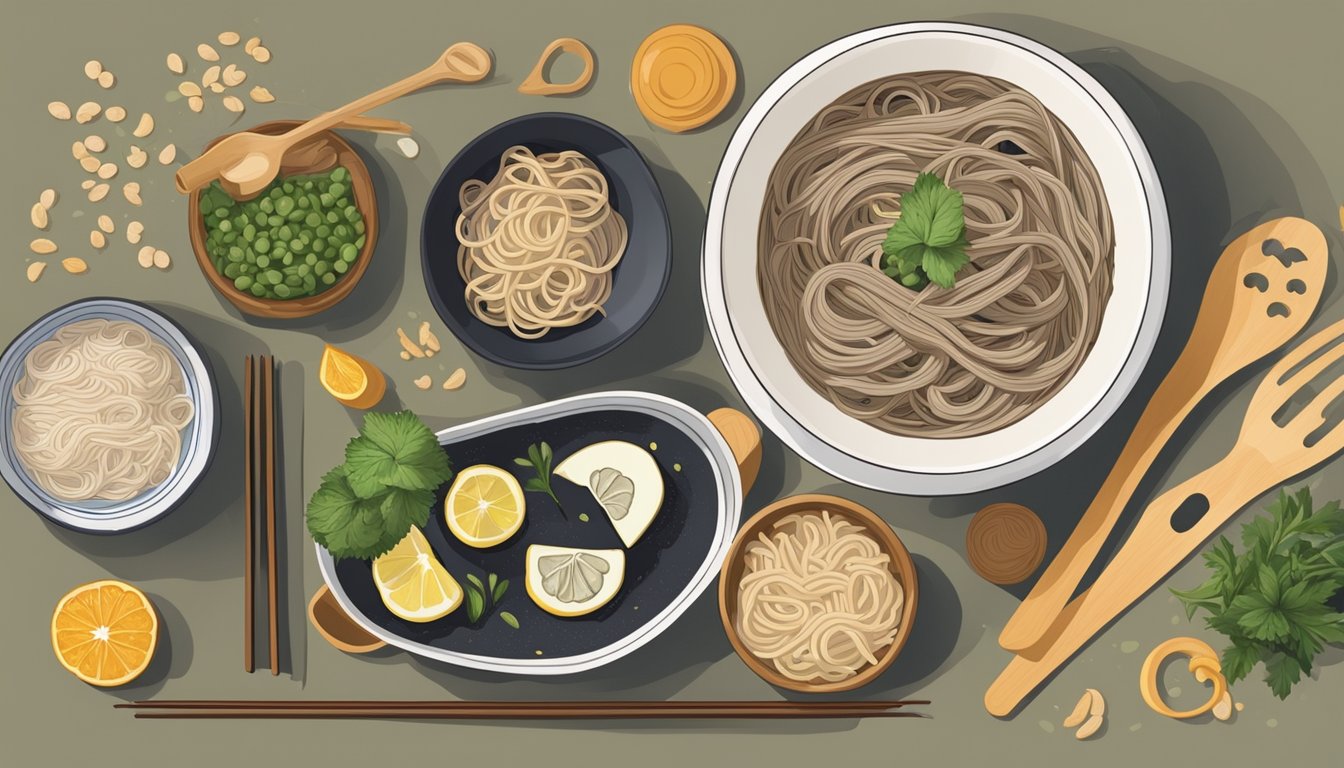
516, 442, 567, 519
345, 410, 452, 493
487, 572, 498, 598
1264, 652, 1304, 699
879, 172, 971, 290
378, 486, 434, 533
305, 469, 398, 560
1222, 642, 1261, 685
465, 586, 485, 623
499, 611, 519, 629
493, 578, 509, 603
466, 573, 485, 592
513, 457, 534, 468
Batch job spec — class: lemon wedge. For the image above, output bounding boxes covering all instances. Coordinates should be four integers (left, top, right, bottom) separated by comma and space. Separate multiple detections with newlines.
553, 440, 663, 547
445, 464, 526, 548
525, 544, 625, 617
372, 527, 462, 622
319, 344, 386, 410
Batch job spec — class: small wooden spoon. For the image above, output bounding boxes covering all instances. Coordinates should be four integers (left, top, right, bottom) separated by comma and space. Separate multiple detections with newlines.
998, 217, 1327, 652
176, 42, 491, 198
308, 584, 386, 654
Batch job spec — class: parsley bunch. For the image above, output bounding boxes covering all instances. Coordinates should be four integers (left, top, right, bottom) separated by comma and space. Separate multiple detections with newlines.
306, 410, 454, 561
1172, 487, 1344, 699
880, 171, 971, 289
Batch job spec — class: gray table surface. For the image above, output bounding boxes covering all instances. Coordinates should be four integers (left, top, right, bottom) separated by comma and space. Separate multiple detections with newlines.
3, 0, 1341, 765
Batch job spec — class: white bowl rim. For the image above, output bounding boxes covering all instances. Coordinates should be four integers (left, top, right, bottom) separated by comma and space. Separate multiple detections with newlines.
702, 22, 1169, 494
0, 298, 219, 532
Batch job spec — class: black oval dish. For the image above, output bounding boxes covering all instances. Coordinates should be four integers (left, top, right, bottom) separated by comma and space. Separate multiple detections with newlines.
421, 113, 671, 370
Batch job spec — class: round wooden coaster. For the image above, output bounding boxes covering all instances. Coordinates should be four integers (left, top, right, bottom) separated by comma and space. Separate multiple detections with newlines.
966, 502, 1047, 585
631, 24, 736, 133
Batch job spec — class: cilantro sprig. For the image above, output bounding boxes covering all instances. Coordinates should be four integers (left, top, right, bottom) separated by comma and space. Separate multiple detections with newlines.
880, 171, 971, 289
1172, 487, 1344, 699
514, 441, 565, 518
306, 410, 453, 561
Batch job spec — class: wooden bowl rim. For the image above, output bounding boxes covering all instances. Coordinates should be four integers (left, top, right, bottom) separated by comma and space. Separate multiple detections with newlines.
187, 120, 378, 320
718, 492, 919, 693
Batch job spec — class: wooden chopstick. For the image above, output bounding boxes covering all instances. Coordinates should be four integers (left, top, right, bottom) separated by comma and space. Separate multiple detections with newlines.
263, 355, 279, 676
118, 700, 929, 720
242, 355, 255, 674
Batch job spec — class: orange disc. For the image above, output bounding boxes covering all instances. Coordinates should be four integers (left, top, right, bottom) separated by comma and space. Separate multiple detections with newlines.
631, 24, 737, 133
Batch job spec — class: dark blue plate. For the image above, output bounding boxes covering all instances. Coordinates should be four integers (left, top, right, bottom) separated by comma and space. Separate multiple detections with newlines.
420, 113, 671, 370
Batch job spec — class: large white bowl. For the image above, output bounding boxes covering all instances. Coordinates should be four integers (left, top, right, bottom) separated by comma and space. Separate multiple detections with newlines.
702, 23, 1169, 494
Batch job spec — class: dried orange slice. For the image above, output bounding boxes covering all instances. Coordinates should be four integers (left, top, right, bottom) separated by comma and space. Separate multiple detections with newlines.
51, 580, 158, 687
319, 344, 386, 409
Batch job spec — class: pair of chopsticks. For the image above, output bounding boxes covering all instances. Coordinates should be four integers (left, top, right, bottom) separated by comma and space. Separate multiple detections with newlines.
244, 355, 281, 675
117, 699, 930, 720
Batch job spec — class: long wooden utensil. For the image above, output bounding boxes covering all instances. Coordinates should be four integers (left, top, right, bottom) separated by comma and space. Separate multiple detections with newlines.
263, 356, 279, 675
986, 317, 1344, 716
243, 356, 256, 673
999, 217, 1328, 652
175, 42, 491, 197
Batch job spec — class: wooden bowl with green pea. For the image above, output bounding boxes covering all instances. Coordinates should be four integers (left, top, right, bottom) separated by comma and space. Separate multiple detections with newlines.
187, 120, 378, 320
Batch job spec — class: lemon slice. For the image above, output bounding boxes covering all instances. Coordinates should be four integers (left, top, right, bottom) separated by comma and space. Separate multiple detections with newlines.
445, 464, 526, 548
554, 441, 663, 547
319, 344, 386, 410
372, 527, 462, 622
51, 580, 158, 687
525, 544, 625, 617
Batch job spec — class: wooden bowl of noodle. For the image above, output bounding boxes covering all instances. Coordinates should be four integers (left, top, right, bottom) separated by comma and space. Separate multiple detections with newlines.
719, 493, 918, 693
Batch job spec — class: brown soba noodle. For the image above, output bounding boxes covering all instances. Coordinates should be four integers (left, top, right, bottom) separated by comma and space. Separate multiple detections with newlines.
736, 510, 904, 683
456, 146, 628, 340
758, 71, 1114, 437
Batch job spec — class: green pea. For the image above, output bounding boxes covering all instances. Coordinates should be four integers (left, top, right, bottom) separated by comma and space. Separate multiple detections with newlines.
289, 238, 305, 253
314, 261, 329, 276
333, 259, 349, 275
304, 212, 320, 227
259, 198, 274, 213
339, 243, 358, 263
217, 219, 232, 232
331, 167, 348, 183
302, 274, 317, 293
354, 220, 365, 235
277, 225, 293, 241
297, 195, 310, 209
326, 211, 340, 224
355, 235, 366, 249
316, 224, 331, 239
242, 224, 256, 241
254, 237, 270, 254
281, 253, 294, 266
265, 269, 283, 285
321, 272, 336, 285
275, 197, 294, 215
284, 274, 302, 287
250, 282, 268, 297
227, 246, 244, 262
274, 284, 292, 298
234, 275, 253, 291
329, 182, 347, 198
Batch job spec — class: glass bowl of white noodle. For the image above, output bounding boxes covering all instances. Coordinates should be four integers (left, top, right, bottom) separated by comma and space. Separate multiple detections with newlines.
0, 298, 219, 533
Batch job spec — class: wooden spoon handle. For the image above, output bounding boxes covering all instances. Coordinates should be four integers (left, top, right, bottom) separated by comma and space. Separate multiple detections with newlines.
998, 351, 1214, 650
708, 408, 761, 498
986, 451, 1263, 716
285, 43, 490, 147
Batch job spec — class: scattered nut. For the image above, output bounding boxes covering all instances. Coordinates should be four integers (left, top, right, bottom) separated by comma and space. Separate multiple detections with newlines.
62, 257, 88, 274
105, 105, 126, 122
27, 262, 46, 283
222, 64, 246, 86
1086, 688, 1105, 718
90, 230, 106, 249
30, 238, 58, 255
251, 46, 271, 63
152, 249, 171, 269
167, 52, 185, 74
97, 162, 118, 180
178, 81, 202, 98
127, 146, 148, 168
418, 321, 441, 352
413, 375, 432, 390
222, 95, 245, 113
218, 31, 241, 46
81, 179, 96, 190
40, 189, 57, 209
80, 156, 101, 172
48, 101, 72, 120
84, 60, 103, 79
244, 36, 261, 54
1074, 713, 1104, 740
89, 183, 110, 202
126, 221, 144, 244
397, 137, 420, 158
158, 144, 177, 165
249, 85, 275, 103
1063, 690, 1093, 729
97, 214, 115, 234
443, 368, 467, 390
85, 135, 107, 152
73, 140, 89, 159
209, 82, 225, 94
76, 101, 101, 124
122, 182, 142, 206
1212, 691, 1234, 722
98, 71, 115, 89
202, 64, 221, 87
132, 112, 154, 138
137, 245, 155, 268
399, 351, 411, 361
31, 203, 49, 230
197, 43, 220, 61
188, 96, 204, 113
396, 327, 426, 358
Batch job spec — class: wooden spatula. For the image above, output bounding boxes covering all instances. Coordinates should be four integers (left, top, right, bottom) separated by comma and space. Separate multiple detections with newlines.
986, 316, 1344, 716
999, 217, 1328, 652
175, 42, 491, 198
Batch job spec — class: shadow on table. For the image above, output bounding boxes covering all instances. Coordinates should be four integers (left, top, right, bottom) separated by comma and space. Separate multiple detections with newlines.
926, 15, 1343, 604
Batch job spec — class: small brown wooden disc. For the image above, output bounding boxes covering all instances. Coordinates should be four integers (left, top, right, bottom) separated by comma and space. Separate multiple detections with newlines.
966, 502, 1047, 585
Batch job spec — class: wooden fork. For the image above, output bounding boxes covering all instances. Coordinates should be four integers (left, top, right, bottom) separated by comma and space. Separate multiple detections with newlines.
986, 316, 1344, 716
